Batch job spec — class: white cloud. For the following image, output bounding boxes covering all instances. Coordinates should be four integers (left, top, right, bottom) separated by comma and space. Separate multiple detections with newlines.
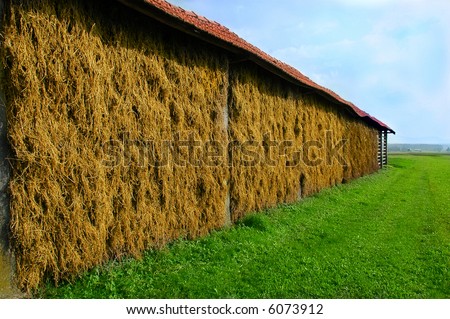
330, 0, 425, 8
273, 42, 348, 60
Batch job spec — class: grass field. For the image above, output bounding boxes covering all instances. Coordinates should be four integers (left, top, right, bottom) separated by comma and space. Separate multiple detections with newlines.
40, 154, 450, 298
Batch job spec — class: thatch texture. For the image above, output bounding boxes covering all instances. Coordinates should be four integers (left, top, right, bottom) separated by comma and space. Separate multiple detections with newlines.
228, 64, 378, 220
2, 0, 228, 291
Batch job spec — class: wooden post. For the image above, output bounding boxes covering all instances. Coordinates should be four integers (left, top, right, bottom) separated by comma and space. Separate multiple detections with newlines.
223, 59, 231, 226
0, 0, 9, 250
383, 130, 388, 166
0, 0, 20, 297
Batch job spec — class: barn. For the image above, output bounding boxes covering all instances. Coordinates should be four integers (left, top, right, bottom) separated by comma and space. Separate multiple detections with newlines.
0, 0, 394, 292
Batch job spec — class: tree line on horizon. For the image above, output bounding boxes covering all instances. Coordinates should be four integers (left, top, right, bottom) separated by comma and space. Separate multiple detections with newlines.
388, 144, 450, 153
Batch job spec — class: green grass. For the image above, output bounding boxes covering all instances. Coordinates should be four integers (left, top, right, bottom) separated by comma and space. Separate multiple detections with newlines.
40, 154, 450, 298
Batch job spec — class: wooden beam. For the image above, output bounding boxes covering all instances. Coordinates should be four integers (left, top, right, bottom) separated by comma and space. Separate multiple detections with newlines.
383, 130, 388, 166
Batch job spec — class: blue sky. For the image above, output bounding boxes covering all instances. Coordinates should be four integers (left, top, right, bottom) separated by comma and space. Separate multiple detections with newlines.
168, 0, 450, 144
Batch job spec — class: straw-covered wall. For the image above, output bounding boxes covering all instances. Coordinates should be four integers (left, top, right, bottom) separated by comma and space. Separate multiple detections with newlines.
2, 0, 229, 291
228, 64, 378, 220
1, 0, 379, 291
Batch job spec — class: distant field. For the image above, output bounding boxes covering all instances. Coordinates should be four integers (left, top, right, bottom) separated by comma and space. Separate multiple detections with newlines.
40, 154, 450, 298
389, 152, 450, 156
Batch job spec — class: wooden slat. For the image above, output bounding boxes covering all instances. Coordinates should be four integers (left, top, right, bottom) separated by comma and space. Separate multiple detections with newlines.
378, 131, 383, 168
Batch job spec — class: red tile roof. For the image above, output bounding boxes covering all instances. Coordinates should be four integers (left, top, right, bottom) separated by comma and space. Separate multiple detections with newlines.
117, 0, 394, 133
